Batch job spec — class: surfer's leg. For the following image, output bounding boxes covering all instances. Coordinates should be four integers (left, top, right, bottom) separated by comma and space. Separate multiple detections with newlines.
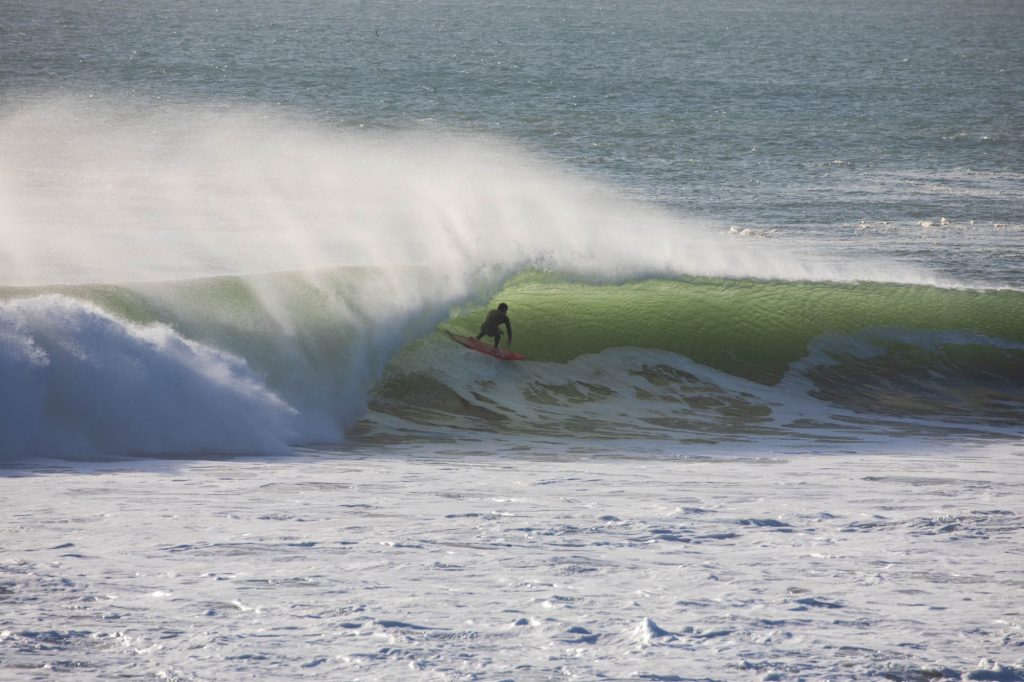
493, 331, 502, 348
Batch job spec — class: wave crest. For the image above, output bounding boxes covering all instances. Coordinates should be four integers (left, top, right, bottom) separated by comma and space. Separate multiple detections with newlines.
0, 295, 297, 459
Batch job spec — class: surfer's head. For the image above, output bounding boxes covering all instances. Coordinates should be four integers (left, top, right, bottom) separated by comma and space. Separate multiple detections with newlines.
498, 302, 508, 312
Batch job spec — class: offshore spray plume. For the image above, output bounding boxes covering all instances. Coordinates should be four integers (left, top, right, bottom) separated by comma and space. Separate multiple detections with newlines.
0, 95, 934, 289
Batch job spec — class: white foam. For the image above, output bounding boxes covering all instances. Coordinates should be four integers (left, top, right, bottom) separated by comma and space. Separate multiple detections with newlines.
0, 295, 298, 459
3, 444, 1021, 678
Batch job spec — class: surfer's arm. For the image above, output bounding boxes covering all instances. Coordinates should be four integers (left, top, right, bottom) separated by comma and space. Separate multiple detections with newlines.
504, 319, 512, 343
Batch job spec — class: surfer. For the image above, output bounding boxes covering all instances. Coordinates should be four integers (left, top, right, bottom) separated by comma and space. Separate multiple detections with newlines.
476, 302, 512, 349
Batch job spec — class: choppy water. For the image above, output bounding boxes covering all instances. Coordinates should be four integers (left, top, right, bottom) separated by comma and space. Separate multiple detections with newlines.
3, 450, 1023, 680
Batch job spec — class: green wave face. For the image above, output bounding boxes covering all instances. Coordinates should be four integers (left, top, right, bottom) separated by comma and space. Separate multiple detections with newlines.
450, 275, 1024, 383
369, 275, 1024, 443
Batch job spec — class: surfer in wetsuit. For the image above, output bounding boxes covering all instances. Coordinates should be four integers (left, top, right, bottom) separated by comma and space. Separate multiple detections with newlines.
476, 303, 512, 349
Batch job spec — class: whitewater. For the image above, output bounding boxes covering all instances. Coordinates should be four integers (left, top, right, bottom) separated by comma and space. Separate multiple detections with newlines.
2, 0, 1023, 679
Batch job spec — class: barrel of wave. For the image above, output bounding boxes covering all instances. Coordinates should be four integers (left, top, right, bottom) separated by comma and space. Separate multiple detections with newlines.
446, 275, 1024, 384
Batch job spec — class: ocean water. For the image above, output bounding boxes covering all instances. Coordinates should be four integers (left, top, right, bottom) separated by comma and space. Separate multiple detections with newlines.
1, 1, 1023, 679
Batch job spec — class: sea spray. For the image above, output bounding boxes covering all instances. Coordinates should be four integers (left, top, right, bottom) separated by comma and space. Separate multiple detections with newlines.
0, 97, 941, 288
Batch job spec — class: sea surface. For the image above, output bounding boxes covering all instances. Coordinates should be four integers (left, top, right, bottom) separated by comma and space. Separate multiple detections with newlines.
1, 1, 1022, 679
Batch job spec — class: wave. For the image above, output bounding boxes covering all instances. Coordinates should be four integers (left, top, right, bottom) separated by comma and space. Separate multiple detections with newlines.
0, 268, 461, 458
0, 96, 1020, 458
0, 295, 297, 458
370, 275, 1024, 443
3, 271, 1021, 459
444, 273, 1024, 382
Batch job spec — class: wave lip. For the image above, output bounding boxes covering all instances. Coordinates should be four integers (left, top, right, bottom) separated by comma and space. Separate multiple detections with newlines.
0, 295, 297, 460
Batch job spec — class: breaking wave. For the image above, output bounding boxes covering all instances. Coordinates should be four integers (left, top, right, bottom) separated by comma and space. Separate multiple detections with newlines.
1, 97, 1021, 459
2, 271, 1022, 459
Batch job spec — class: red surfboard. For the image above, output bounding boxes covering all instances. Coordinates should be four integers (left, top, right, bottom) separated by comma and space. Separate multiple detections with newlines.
446, 331, 527, 361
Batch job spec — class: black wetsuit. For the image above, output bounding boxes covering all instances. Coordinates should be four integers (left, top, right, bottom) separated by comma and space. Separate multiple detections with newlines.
477, 309, 511, 348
